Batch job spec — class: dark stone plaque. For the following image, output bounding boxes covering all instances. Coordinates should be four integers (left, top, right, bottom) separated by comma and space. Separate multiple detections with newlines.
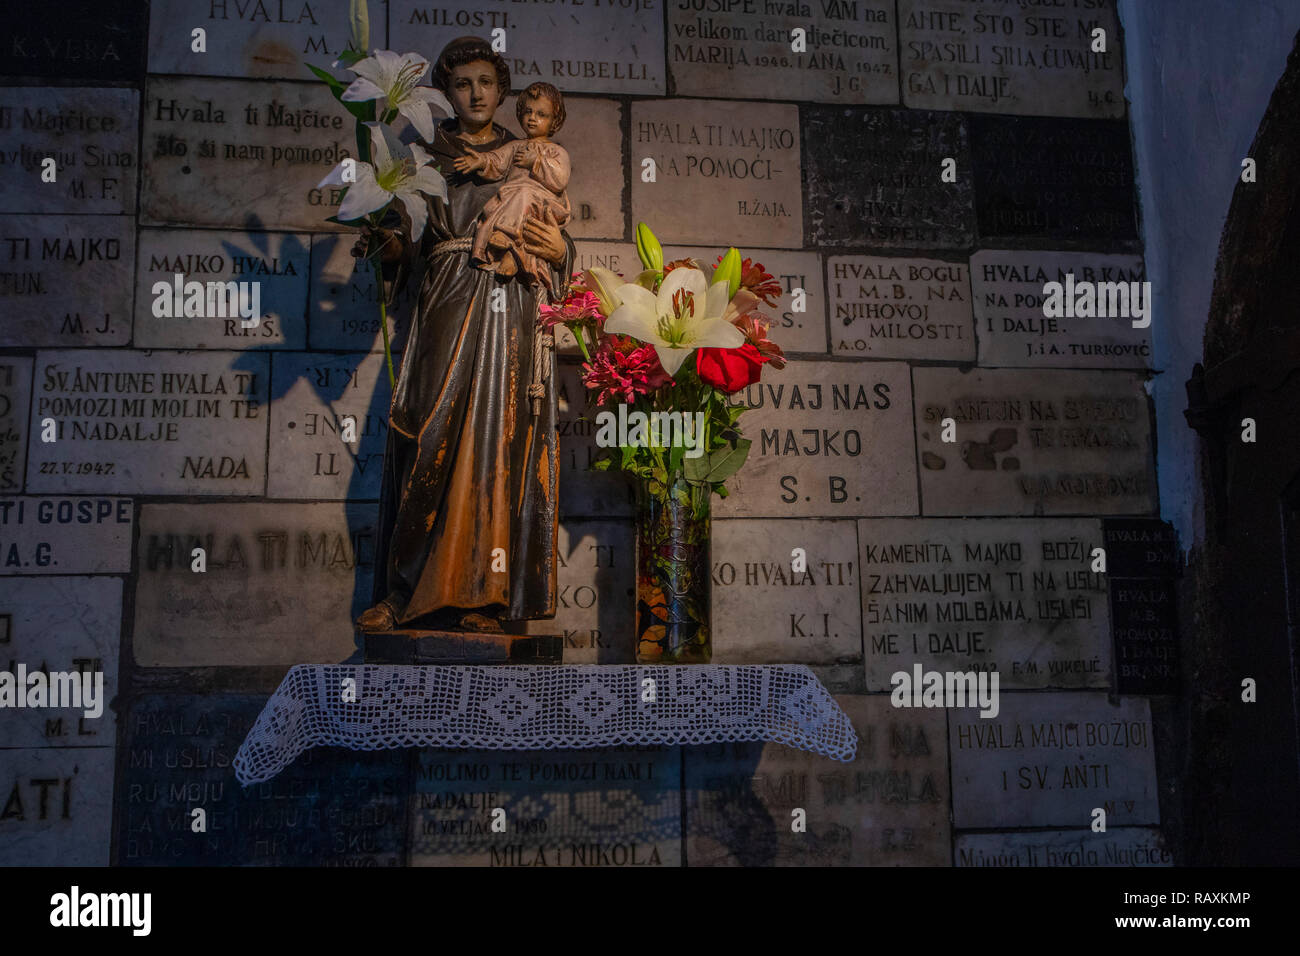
971, 116, 1137, 240
119, 694, 409, 866
1102, 518, 1181, 578
1110, 578, 1179, 695
0, 0, 146, 83
804, 107, 974, 249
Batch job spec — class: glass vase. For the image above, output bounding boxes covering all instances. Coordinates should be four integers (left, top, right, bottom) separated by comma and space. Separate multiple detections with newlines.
634, 475, 712, 664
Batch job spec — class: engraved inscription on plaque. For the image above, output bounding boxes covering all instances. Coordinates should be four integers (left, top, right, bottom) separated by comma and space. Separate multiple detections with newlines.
0, 215, 135, 347
971, 116, 1137, 240
716, 360, 917, 519
0, 576, 120, 749
148, 0, 353, 80
712, 518, 862, 691
392, 0, 666, 95
899, 0, 1125, 118
804, 106, 974, 249
120, 695, 406, 866
971, 251, 1151, 368
631, 99, 802, 247
913, 367, 1156, 516
0, 88, 139, 216
0, 358, 31, 492
667, 0, 897, 104
524, 520, 636, 664
141, 77, 354, 231
0, 748, 114, 866
861, 518, 1110, 690
950, 693, 1159, 829
686, 695, 950, 865
830, 255, 974, 361
28, 350, 270, 496
268, 352, 388, 500
134, 229, 308, 349
1, 0, 147, 82
0, 496, 133, 574
1111, 578, 1179, 696
308, 232, 418, 353
133, 502, 375, 666
411, 747, 681, 866
956, 827, 1172, 867
556, 363, 635, 519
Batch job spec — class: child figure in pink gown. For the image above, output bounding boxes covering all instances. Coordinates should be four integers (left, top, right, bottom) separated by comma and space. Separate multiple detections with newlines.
453, 82, 571, 294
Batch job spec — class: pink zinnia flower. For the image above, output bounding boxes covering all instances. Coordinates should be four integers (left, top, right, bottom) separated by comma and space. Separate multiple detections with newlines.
539, 289, 603, 333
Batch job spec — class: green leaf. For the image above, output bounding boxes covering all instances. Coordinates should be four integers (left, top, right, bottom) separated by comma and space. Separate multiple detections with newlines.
684, 437, 751, 484
337, 48, 367, 68
307, 62, 348, 97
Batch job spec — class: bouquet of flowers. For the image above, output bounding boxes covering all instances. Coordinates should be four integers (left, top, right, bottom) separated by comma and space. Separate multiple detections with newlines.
543, 222, 786, 663
543, 222, 786, 515
308, 0, 452, 386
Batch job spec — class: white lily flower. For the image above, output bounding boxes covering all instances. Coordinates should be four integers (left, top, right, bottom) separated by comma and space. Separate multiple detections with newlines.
341, 50, 452, 141
604, 266, 745, 376
318, 124, 447, 242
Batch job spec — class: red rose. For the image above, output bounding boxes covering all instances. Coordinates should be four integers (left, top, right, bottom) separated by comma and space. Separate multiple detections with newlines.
696, 344, 766, 392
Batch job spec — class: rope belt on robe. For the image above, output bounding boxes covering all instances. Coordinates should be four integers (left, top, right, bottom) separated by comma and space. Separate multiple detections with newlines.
430, 236, 553, 417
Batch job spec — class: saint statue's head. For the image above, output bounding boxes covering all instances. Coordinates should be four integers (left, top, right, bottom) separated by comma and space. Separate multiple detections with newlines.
433, 36, 512, 132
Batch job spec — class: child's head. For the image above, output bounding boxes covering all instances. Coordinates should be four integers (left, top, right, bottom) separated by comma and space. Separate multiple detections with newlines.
516, 83, 565, 137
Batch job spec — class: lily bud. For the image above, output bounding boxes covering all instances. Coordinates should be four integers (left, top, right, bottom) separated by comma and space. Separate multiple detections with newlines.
635, 221, 664, 272
714, 247, 742, 300
583, 266, 625, 316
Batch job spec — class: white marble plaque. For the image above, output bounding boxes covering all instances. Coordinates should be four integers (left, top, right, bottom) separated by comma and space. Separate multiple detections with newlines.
0, 359, 31, 493
711, 519, 861, 687
956, 827, 1172, 867
411, 747, 681, 866
830, 256, 974, 360
148, 0, 355, 79
668, 0, 897, 103
141, 77, 354, 230
28, 350, 269, 496
971, 251, 1152, 368
686, 695, 950, 866
0, 748, 114, 866
913, 367, 1155, 516
0, 577, 121, 749
268, 352, 389, 500
393, 0, 666, 95
631, 99, 802, 247
500, 95, 626, 241
861, 518, 1110, 691
0, 87, 138, 215
0, 215, 135, 347
133, 502, 375, 666
134, 229, 309, 349
950, 693, 1159, 829
716, 360, 917, 518
307, 232, 419, 352
556, 362, 636, 518
524, 520, 635, 663
899, 0, 1125, 118
0, 497, 133, 574
667, 245, 828, 355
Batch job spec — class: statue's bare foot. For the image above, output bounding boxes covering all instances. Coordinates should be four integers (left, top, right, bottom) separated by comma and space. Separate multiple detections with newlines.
488, 230, 514, 250
459, 612, 505, 633
495, 255, 519, 276
356, 603, 398, 633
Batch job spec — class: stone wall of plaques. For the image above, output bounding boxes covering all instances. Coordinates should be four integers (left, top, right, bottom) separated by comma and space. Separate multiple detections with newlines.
1, 0, 1171, 867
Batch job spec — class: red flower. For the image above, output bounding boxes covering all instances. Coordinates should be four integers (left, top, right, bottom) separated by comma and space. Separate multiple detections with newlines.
714, 254, 783, 307
696, 344, 767, 393
734, 312, 786, 370
582, 336, 674, 406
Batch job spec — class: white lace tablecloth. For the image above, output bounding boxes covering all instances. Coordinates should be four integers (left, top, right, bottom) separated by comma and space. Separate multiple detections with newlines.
233, 664, 858, 784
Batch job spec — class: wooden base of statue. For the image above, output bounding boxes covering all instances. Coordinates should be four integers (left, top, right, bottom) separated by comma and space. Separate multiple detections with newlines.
362, 629, 563, 665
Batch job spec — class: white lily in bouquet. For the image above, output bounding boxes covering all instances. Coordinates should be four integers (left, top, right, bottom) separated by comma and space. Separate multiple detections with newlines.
306, 0, 452, 386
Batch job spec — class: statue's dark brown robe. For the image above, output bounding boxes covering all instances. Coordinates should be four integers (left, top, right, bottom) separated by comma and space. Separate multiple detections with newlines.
372, 119, 573, 626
